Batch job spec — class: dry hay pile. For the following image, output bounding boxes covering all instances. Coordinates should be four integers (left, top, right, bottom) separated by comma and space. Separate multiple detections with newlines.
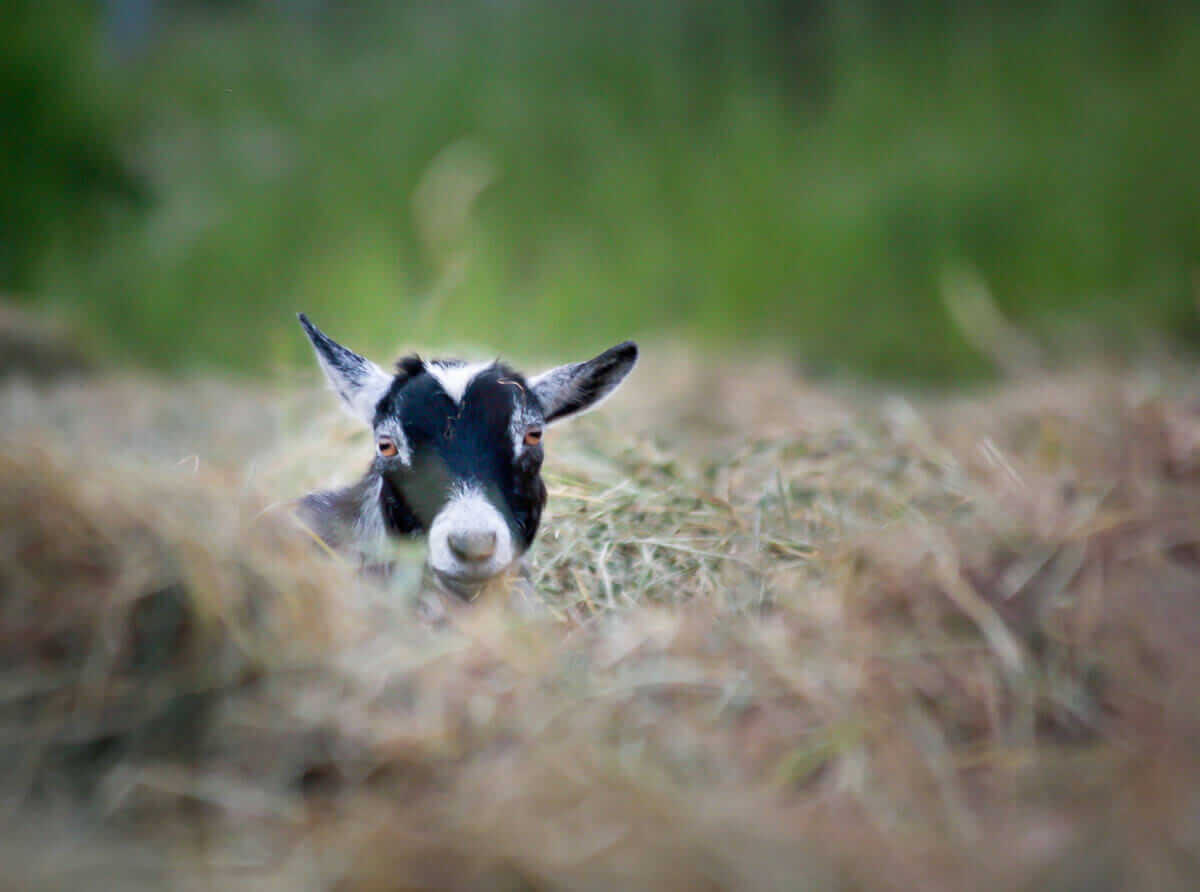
1, 353, 1199, 890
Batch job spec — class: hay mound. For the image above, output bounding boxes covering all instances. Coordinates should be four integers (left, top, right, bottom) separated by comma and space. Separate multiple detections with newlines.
0, 441, 346, 802
1, 358, 1199, 890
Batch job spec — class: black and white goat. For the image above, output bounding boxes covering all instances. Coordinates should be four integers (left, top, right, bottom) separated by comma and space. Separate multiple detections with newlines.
296, 314, 638, 596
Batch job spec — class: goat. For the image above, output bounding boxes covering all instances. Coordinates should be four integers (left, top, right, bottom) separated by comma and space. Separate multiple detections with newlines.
295, 314, 638, 597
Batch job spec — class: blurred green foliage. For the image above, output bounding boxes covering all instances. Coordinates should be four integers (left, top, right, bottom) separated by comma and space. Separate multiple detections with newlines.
7, 1, 1200, 379
0, 1, 145, 294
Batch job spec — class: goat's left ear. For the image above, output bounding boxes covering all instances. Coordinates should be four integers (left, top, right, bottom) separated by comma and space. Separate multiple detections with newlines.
298, 313, 393, 425
529, 341, 639, 425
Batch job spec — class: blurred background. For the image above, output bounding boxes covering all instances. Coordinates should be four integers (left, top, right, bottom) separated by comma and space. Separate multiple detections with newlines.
3, 0, 1198, 381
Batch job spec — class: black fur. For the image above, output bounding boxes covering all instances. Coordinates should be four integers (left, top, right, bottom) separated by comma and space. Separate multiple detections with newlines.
394, 354, 426, 381
379, 474, 425, 535
374, 362, 545, 549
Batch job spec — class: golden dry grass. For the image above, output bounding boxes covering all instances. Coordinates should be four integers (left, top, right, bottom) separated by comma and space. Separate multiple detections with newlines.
2, 349, 1199, 890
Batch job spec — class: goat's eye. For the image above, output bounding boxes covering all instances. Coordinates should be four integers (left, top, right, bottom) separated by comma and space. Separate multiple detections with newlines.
377, 436, 399, 458
523, 429, 543, 447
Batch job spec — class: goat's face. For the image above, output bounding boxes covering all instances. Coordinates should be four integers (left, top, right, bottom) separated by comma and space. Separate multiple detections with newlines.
298, 314, 637, 595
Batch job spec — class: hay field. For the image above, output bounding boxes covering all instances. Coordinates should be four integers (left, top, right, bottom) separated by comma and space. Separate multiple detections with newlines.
2, 349, 1199, 890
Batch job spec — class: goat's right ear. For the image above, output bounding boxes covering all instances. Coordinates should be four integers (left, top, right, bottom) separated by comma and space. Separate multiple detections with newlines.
298, 313, 393, 425
529, 341, 639, 425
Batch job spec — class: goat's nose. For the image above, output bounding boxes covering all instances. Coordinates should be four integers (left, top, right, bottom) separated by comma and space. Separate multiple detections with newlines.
447, 529, 497, 562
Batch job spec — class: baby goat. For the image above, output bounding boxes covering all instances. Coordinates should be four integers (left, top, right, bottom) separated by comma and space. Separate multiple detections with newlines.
296, 314, 638, 596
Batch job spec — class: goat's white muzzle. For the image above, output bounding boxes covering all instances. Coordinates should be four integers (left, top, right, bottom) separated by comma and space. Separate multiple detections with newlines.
427, 485, 516, 594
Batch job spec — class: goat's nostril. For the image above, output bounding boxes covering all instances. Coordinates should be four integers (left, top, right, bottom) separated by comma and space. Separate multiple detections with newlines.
447, 530, 498, 562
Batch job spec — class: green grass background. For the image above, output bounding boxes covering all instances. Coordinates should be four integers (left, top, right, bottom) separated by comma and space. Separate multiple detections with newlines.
5, 0, 1200, 380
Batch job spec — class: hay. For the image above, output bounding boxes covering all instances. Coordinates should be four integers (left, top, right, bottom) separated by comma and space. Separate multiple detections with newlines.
1, 353, 1199, 889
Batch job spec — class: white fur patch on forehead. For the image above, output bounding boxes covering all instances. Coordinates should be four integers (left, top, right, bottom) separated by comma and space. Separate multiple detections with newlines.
424, 360, 495, 404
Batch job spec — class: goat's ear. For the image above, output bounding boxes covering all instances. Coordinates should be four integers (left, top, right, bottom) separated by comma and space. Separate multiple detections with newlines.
529, 341, 639, 425
298, 313, 393, 425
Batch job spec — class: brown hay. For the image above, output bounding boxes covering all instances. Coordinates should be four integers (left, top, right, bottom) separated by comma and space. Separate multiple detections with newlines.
0, 439, 349, 806
1, 354, 1199, 889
